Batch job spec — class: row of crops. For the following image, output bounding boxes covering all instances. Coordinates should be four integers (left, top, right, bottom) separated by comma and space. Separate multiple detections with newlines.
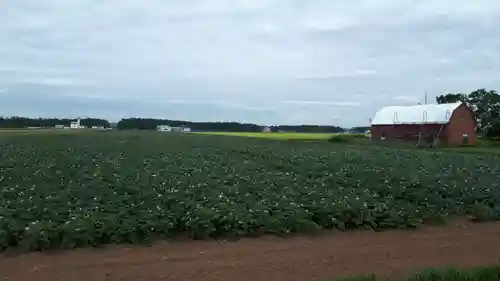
1, 131, 500, 251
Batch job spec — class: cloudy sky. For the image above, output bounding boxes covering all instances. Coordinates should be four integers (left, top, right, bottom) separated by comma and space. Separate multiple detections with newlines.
1, 0, 500, 127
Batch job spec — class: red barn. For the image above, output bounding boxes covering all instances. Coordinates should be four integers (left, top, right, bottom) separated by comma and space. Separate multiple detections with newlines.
370, 102, 476, 146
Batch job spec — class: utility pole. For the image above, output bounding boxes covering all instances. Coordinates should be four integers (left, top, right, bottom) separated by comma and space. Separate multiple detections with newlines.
424, 92, 428, 104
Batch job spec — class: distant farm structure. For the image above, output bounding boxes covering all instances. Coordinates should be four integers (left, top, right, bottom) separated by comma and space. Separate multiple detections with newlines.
157, 125, 172, 132
69, 119, 85, 129
52, 119, 108, 130
156, 125, 191, 133
370, 102, 476, 147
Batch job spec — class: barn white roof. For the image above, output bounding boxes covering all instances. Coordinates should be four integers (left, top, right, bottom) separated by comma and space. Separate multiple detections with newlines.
371, 102, 463, 125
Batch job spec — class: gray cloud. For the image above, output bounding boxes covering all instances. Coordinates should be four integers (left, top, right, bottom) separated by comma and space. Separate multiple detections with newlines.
1, 0, 500, 127
14, 77, 93, 86
393, 96, 419, 104
284, 100, 361, 107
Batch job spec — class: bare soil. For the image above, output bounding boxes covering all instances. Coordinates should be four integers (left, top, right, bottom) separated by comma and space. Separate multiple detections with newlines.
1, 221, 500, 281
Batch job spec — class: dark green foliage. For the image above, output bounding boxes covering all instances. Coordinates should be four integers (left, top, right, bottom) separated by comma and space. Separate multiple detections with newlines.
436, 88, 500, 132
116, 118, 345, 133
349, 127, 371, 133
0, 117, 110, 128
328, 135, 352, 143
486, 120, 500, 140
0, 116, 345, 133
436, 93, 468, 104
116, 118, 263, 131
407, 267, 466, 281
406, 265, 500, 281
332, 264, 500, 281
1, 132, 500, 251
470, 204, 500, 222
328, 134, 368, 144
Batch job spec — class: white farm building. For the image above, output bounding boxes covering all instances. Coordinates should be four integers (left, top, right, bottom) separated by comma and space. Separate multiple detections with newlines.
156, 125, 191, 132
69, 119, 84, 129
157, 125, 172, 132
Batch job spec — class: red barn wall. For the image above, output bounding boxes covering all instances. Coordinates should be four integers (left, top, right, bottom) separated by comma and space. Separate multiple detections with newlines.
371, 124, 445, 144
445, 104, 476, 146
371, 104, 476, 146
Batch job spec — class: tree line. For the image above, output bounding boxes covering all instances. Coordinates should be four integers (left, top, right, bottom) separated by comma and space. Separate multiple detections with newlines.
0, 117, 110, 128
116, 118, 345, 133
349, 126, 371, 133
436, 88, 500, 139
116, 118, 262, 131
0, 116, 344, 132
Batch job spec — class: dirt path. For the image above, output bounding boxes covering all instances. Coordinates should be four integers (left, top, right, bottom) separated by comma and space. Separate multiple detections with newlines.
1, 221, 500, 281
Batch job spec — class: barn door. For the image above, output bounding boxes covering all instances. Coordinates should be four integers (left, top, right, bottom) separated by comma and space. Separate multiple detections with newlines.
462, 133, 469, 145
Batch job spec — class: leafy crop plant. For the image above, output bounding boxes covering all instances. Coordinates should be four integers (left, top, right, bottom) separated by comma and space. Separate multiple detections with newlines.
1, 131, 500, 251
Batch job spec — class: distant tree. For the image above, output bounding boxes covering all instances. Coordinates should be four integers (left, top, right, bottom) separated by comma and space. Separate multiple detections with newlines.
0, 117, 110, 128
467, 89, 500, 132
79, 118, 111, 128
486, 120, 500, 140
116, 118, 345, 133
436, 88, 500, 132
436, 93, 468, 104
116, 118, 263, 132
349, 126, 370, 133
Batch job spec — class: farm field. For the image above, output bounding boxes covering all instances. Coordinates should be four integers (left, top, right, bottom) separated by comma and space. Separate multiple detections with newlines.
0, 128, 109, 136
194, 131, 338, 140
1, 130, 500, 280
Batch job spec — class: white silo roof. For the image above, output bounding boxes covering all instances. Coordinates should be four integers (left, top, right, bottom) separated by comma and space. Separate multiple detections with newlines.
371, 102, 463, 125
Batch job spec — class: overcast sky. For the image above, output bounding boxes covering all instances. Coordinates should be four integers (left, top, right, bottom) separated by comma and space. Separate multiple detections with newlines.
1, 0, 500, 127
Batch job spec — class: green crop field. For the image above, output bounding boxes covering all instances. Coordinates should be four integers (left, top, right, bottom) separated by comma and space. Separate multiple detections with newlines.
1, 130, 500, 251
194, 131, 339, 140
0, 128, 105, 136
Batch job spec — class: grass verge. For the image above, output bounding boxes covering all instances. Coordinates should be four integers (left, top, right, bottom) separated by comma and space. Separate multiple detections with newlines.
333, 264, 500, 281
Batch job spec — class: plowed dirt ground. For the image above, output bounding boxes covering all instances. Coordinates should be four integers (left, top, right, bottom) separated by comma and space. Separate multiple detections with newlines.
1, 221, 500, 281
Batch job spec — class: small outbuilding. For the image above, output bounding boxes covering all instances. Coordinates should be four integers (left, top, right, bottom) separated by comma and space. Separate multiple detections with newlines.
157, 125, 191, 133
157, 125, 172, 132
262, 126, 272, 133
370, 102, 476, 146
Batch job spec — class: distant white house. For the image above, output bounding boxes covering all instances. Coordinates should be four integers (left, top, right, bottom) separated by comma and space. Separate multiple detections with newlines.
70, 119, 83, 129
157, 125, 172, 132
262, 126, 272, 132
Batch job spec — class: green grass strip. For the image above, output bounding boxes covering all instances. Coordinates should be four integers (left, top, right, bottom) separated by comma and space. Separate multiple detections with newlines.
333, 264, 500, 281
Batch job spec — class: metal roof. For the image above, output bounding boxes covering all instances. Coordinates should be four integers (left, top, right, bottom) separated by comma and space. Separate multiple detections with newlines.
371, 102, 463, 125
